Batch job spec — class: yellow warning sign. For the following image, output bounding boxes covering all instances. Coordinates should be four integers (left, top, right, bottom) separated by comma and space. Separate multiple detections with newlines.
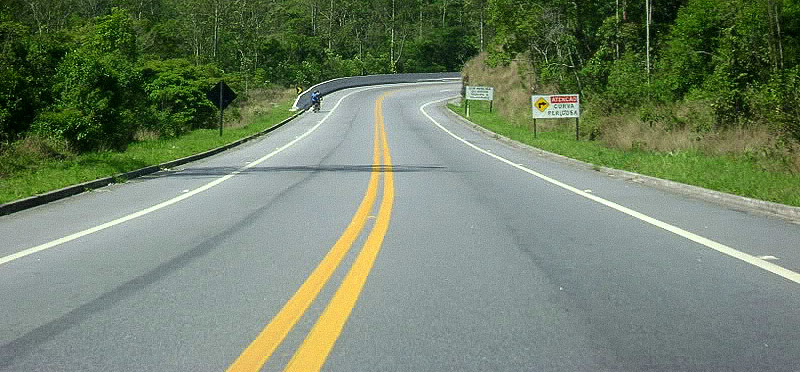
534, 97, 549, 112
532, 94, 580, 119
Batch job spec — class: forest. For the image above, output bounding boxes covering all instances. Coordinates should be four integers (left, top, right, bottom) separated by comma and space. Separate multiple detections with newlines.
483, 0, 800, 159
1, 0, 799, 166
0, 0, 485, 153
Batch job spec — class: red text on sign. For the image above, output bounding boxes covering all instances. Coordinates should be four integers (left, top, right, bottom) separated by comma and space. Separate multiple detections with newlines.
551, 96, 578, 104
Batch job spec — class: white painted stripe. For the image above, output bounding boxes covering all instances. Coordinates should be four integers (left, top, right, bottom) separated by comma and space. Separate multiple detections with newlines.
0, 86, 383, 267
420, 96, 800, 285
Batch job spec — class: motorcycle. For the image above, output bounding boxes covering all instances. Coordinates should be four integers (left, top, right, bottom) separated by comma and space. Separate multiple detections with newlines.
312, 99, 321, 113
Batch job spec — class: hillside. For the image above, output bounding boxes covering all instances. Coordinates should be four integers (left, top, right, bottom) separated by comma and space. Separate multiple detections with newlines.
459, 52, 800, 206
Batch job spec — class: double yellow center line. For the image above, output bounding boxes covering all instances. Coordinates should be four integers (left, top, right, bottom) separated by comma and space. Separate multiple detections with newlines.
227, 92, 395, 371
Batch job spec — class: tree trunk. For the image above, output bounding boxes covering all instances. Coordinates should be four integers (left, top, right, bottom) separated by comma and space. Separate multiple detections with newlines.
311, 1, 317, 36
328, 0, 334, 50
615, 0, 620, 59
645, 0, 651, 86
775, 1, 784, 70
767, 0, 785, 71
441, 0, 447, 28
213, 1, 220, 61
479, 0, 485, 51
390, 0, 396, 72
419, 0, 423, 39
570, 48, 583, 95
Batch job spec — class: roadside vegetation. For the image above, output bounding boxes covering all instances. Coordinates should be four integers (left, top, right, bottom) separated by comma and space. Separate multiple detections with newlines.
451, 84, 800, 208
1, 1, 485, 204
1, 1, 483, 153
0, 89, 295, 204
3, 0, 799, 206
457, 0, 800, 207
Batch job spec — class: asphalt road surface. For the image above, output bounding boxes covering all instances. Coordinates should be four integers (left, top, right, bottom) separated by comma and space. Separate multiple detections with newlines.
2, 82, 799, 371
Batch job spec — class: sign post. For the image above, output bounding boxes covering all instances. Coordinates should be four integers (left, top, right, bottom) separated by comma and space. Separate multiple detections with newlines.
465, 86, 494, 118
531, 94, 581, 140
207, 81, 237, 136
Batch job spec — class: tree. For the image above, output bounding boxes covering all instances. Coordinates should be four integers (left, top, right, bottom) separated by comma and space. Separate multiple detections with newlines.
34, 8, 142, 151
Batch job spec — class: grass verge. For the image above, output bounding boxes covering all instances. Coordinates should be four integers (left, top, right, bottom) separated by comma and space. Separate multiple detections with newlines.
449, 101, 800, 207
0, 100, 296, 205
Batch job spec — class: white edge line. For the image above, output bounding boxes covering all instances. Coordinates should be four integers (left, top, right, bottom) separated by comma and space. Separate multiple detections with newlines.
0, 85, 387, 267
420, 96, 800, 285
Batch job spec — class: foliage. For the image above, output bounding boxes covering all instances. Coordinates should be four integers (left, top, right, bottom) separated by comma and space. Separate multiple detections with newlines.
140, 58, 219, 137
33, 8, 141, 151
0, 16, 71, 145
1, 98, 295, 204
749, 66, 800, 140
0, 18, 32, 144
481, 0, 800, 146
603, 52, 651, 110
1, 0, 483, 154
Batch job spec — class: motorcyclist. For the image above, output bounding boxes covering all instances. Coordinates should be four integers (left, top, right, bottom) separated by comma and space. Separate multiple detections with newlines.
311, 90, 322, 112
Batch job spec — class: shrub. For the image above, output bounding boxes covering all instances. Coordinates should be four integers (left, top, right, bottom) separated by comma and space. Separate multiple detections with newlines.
603, 52, 650, 110
32, 108, 99, 152
139, 58, 218, 137
49, 46, 139, 151
37, 8, 141, 151
0, 135, 73, 177
748, 66, 800, 141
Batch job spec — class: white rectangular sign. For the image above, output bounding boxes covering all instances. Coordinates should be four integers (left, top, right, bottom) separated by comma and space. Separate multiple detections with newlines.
465, 86, 494, 101
532, 94, 580, 119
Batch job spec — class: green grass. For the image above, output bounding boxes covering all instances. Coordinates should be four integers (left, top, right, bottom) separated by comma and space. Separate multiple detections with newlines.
451, 101, 800, 207
0, 101, 296, 204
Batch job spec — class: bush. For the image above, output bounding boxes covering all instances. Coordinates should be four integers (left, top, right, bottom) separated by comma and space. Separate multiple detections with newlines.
0, 135, 73, 177
748, 66, 800, 141
0, 19, 30, 144
140, 58, 218, 137
603, 52, 650, 110
37, 8, 141, 151
48, 46, 139, 151
32, 108, 100, 151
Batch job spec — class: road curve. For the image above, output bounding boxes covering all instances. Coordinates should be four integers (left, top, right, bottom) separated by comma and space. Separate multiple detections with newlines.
1, 82, 799, 371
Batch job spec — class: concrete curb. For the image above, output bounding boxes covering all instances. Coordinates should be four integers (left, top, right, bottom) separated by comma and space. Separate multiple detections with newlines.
0, 111, 303, 217
442, 102, 800, 224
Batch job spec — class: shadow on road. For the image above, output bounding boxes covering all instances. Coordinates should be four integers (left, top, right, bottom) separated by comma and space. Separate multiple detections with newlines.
148, 164, 450, 178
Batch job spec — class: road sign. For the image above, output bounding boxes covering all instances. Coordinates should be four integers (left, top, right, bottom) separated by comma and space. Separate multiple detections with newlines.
534, 97, 549, 112
465, 86, 494, 101
207, 81, 237, 136
207, 81, 237, 111
531, 94, 580, 119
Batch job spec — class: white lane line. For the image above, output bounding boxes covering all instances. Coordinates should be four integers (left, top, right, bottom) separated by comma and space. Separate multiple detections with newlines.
420, 96, 800, 285
0, 86, 381, 267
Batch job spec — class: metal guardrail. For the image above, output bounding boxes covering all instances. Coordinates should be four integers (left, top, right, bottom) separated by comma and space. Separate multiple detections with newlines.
292, 72, 461, 111
2, 74, 461, 215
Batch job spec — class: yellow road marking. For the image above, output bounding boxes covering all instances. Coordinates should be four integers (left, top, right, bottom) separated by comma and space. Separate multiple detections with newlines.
226, 101, 384, 371
0, 86, 385, 268
284, 93, 395, 371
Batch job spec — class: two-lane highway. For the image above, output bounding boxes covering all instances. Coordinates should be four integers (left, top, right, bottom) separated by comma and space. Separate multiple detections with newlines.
2, 82, 799, 371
